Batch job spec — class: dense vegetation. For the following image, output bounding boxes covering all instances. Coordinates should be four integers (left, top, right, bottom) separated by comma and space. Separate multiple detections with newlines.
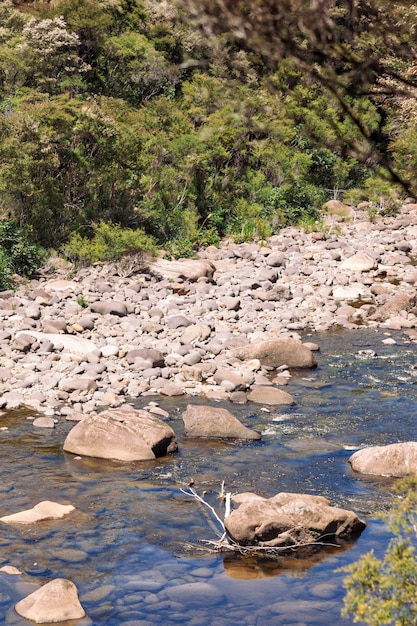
0, 0, 415, 279
342, 477, 417, 625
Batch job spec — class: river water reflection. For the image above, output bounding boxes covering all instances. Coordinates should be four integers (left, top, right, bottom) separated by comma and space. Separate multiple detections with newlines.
0, 328, 416, 625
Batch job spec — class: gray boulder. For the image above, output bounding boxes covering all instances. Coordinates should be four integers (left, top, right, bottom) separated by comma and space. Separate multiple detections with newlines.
63, 407, 178, 461
182, 404, 261, 440
349, 442, 417, 476
225, 492, 366, 549
15, 578, 85, 623
233, 338, 316, 369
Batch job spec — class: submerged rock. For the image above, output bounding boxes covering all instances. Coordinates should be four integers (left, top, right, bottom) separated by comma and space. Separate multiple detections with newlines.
225, 492, 366, 549
349, 441, 417, 476
63, 407, 178, 461
182, 404, 261, 440
15, 578, 85, 623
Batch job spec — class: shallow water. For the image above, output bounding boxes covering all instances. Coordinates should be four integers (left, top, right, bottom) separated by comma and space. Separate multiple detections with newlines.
0, 328, 416, 625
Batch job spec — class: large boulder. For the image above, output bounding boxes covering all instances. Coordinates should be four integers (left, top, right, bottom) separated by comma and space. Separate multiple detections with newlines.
370, 291, 417, 322
15, 331, 98, 357
15, 578, 85, 623
149, 258, 216, 282
349, 442, 417, 477
182, 404, 261, 440
232, 338, 317, 369
63, 407, 178, 461
224, 492, 366, 549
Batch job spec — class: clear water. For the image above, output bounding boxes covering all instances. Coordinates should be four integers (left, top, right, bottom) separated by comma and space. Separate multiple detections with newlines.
1, 328, 416, 625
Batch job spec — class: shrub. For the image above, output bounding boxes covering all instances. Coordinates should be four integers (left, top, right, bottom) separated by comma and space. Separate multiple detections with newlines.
62, 220, 157, 265
341, 476, 417, 625
0, 219, 45, 289
0, 248, 12, 290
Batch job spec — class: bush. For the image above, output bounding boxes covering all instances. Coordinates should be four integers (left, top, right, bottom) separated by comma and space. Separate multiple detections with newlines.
62, 220, 157, 265
341, 476, 417, 625
0, 248, 12, 290
0, 219, 45, 289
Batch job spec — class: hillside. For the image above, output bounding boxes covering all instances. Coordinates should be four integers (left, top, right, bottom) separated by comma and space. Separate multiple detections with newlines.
0, 0, 416, 272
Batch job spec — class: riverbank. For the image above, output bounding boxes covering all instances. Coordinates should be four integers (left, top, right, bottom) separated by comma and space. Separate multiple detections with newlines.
1, 201, 417, 417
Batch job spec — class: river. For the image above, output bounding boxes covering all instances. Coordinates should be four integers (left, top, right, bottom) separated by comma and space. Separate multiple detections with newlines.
0, 328, 416, 625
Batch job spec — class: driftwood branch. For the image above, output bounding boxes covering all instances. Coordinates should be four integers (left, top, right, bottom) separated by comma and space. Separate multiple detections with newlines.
180, 485, 341, 556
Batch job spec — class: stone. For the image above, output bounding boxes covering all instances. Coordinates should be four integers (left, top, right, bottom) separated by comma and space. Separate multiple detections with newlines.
332, 285, 367, 301
233, 338, 316, 369
0, 391, 25, 410
349, 442, 417, 477
159, 384, 185, 396
0, 501, 75, 524
180, 324, 212, 344
340, 252, 378, 272
213, 367, 254, 390
164, 581, 225, 607
15, 331, 98, 356
33, 417, 55, 428
247, 386, 295, 405
149, 258, 216, 282
370, 291, 417, 322
166, 315, 192, 329
59, 377, 98, 393
182, 404, 261, 440
43, 279, 78, 293
90, 300, 128, 317
63, 407, 178, 461
11, 333, 36, 352
0, 565, 22, 575
15, 578, 85, 623
125, 348, 164, 367
224, 492, 366, 549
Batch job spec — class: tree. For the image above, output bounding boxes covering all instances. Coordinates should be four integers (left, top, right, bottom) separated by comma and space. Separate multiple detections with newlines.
179, 0, 417, 195
342, 476, 417, 625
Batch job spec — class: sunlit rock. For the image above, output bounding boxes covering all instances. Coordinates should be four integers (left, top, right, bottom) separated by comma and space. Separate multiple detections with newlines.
225, 492, 366, 549
15, 578, 85, 623
0, 501, 75, 524
349, 441, 417, 476
232, 338, 316, 369
63, 407, 178, 461
182, 404, 261, 440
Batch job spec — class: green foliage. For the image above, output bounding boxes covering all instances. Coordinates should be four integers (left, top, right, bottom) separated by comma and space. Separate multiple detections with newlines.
0, 219, 45, 287
63, 220, 156, 264
76, 295, 88, 308
344, 176, 402, 219
342, 476, 417, 625
0, 248, 12, 290
0, 0, 411, 257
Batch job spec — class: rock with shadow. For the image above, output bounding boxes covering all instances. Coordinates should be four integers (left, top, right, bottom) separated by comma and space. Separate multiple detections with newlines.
182, 404, 261, 440
225, 492, 366, 550
349, 441, 417, 476
63, 406, 178, 461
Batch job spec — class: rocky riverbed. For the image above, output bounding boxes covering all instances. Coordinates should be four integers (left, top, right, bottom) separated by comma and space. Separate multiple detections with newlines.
1, 201, 417, 419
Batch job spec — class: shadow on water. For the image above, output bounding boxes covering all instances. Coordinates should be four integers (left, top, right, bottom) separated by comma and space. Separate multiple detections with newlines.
0, 328, 416, 624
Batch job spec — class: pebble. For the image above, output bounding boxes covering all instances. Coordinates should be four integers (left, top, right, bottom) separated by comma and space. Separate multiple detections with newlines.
1, 205, 417, 416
